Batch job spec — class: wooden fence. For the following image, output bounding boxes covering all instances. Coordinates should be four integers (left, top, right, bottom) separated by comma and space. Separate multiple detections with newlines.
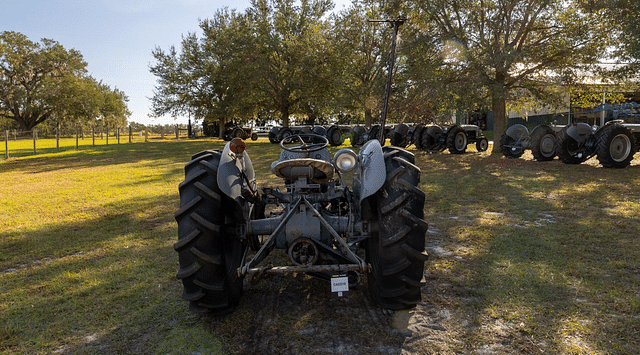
3, 125, 195, 159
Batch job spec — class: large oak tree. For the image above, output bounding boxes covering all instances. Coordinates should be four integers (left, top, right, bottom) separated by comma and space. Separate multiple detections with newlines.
150, 8, 254, 137
150, 0, 334, 131
1, 31, 129, 131
1, 31, 87, 130
404, 0, 613, 152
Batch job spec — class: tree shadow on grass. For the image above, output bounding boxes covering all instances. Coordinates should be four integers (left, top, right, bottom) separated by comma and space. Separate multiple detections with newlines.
0, 139, 230, 173
0, 192, 187, 354
408, 150, 640, 354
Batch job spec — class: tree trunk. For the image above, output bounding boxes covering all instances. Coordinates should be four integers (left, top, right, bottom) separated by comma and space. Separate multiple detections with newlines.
219, 117, 225, 139
365, 108, 373, 128
491, 95, 507, 154
281, 106, 290, 128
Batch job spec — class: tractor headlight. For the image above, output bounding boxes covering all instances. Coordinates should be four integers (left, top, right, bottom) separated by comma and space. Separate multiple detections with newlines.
333, 148, 358, 173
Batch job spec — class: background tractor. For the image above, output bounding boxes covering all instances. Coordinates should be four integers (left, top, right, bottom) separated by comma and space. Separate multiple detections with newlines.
554, 122, 638, 168
499, 124, 558, 161
222, 123, 258, 141
412, 124, 488, 154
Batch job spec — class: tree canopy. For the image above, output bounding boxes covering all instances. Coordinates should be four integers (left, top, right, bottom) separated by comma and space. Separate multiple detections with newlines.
0, 31, 130, 131
151, 0, 336, 134
329, 0, 390, 126
150, 0, 636, 146
403, 0, 614, 151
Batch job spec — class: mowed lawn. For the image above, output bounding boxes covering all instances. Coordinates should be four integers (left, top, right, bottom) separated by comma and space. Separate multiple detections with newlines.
1, 137, 639, 354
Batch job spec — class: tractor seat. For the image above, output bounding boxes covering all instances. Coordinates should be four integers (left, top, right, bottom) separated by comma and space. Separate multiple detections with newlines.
272, 158, 334, 183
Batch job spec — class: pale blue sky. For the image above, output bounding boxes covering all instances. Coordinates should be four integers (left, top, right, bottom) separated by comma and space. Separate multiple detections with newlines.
2, 0, 351, 125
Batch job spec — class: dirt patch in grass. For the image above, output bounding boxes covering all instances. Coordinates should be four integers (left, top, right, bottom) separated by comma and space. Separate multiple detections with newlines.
192, 234, 537, 355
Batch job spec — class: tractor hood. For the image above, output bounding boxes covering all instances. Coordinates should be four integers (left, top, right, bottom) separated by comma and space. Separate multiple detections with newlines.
567, 123, 594, 143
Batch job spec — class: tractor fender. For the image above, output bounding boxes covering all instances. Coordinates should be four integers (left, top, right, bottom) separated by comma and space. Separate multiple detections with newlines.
505, 124, 530, 141
354, 139, 386, 203
426, 125, 444, 139
566, 123, 593, 143
269, 126, 281, 138
217, 141, 256, 221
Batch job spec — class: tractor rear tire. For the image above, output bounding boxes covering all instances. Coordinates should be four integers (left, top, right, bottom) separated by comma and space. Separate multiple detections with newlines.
278, 128, 293, 142
367, 147, 428, 310
596, 124, 636, 168
390, 124, 409, 148
232, 127, 245, 140
412, 125, 424, 149
268, 128, 279, 144
327, 126, 344, 146
174, 150, 246, 315
421, 126, 443, 151
368, 125, 384, 145
530, 125, 557, 161
555, 126, 587, 164
351, 126, 366, 147
447, 126, 467, 154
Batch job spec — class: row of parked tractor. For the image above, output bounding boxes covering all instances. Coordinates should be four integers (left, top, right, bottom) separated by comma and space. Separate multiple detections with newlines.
264, 123, 489, 154
500, 114, 640, 168
223, 115, 640, 168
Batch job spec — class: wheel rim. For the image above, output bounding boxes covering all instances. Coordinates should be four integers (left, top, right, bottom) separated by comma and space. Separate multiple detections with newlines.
479, 139, 488, 151
540, 134, 555, 157
455, 132, 466, 150
332, 130, 341, 142
610, 134, 632, 162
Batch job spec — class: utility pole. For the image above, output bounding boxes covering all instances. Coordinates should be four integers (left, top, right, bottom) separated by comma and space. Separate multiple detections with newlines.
369, 18, 406, 144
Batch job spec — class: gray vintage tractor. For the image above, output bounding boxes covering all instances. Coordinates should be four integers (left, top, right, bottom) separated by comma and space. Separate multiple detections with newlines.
418, 124, 489, 154
499, 124, 558, 161
174, 134, 428, 314
554, 121, 638, 167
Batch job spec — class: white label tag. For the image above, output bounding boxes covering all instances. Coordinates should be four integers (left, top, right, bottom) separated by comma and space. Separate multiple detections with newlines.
331, 274, 349, 297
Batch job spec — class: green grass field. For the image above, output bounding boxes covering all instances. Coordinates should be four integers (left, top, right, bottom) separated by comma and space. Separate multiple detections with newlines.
1, 137, 639, 354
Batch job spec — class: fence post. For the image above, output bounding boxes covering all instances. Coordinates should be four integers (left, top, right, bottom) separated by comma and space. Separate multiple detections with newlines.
161, 126, 164, 139
56, 121, 60, 152
33, 128, 37, 154
145, 127, 148, 142
106, 127, 109, 145
4, 130, 8, 159
92, 126, 95, 146
175, 125, 179, 139
129, 126, 132, 143
76, 125, 79, 149
117, 128, 120, 144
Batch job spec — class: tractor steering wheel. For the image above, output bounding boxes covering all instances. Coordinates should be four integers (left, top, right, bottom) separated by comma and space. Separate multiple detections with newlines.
280, 134, 329, 152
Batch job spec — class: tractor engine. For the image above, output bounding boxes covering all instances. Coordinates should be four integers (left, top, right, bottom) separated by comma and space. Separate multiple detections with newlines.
247, 136, 357, 268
